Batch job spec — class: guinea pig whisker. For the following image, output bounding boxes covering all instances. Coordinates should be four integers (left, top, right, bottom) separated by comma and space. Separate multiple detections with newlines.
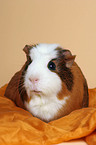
9, 79, 25, 96
19, 88, 25, 95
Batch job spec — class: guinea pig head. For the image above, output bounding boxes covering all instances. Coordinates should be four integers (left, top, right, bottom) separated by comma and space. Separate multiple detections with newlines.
22, 44, 76, 101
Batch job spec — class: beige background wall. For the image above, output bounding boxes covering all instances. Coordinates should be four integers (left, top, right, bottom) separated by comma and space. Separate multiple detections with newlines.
0, 0, 96, 88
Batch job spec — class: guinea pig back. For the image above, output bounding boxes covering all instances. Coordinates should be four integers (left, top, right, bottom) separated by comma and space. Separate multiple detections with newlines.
5, 44, 89, 122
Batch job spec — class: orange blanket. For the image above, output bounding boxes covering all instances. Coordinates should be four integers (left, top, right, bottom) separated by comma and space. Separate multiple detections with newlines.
0, 85, 96, 145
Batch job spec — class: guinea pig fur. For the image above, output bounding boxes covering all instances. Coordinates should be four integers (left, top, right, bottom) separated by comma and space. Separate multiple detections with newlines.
5, 43, 89, 122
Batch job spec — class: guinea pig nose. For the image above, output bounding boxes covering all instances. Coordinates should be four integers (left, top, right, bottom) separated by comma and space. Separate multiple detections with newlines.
29, 78, 39, 83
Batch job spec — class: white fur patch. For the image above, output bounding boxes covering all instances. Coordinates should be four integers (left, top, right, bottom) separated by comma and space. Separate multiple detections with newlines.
24, 43, 69, 122
24, 95, 69, 122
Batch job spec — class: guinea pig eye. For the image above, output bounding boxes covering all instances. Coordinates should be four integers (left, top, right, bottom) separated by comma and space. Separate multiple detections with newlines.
48, 61, 56, 71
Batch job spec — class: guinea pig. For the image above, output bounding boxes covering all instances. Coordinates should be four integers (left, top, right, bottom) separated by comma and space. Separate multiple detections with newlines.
5, 43, 89, 122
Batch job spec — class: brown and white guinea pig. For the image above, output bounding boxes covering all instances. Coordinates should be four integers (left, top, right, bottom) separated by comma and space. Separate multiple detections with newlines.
5, 43, 89, 122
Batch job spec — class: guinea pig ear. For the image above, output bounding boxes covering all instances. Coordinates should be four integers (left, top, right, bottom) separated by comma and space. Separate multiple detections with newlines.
63, 50, 76, 68
65, 55, 76, 68
23, 45, 31, 55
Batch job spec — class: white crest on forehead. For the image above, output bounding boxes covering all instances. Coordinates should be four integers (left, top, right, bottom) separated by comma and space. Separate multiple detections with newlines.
33, 43, 60, 53
29, 43, 60, 57
29, 43, 60, 62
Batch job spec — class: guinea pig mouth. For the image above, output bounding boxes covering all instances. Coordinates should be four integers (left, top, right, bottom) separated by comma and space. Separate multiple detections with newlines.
31, 90, 42, 94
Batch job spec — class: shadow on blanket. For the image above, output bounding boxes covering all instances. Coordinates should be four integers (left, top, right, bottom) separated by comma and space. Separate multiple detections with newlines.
0, 84, 96, 145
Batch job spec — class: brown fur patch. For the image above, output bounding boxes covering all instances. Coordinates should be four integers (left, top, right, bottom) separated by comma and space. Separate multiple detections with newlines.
4, 70, 26, 109
57, 82, 70, 100
52, 62, 89, 121
82, 79, 89, 107
49, 54, 74, 91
